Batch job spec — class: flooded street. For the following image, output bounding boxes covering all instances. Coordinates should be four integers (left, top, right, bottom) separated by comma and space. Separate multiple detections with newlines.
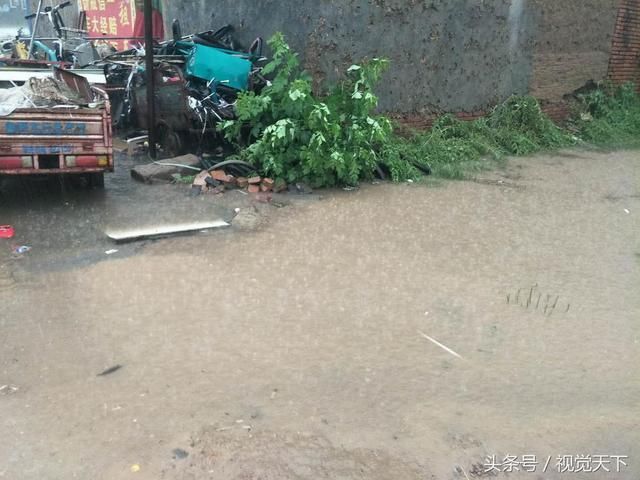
0, 149, 639, 479
0, 154, 249, 273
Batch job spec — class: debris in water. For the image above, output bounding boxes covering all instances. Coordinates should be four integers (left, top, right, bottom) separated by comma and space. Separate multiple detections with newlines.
105, 220, 229, 242
13, 245, 31, 254
0, 384, 19, 395
97, 365, 123, 376
417, 330, 464, 360
172, 448, 189, 460
0, 226, 15, 239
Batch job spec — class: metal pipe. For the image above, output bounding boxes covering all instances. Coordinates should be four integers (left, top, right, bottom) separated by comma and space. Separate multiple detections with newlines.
27, 0, 44, 59
18, 37, 148, 41
144, 0, 157, 159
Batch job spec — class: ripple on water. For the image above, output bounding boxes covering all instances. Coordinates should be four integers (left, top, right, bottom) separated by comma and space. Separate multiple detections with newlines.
0, 262, 17, 294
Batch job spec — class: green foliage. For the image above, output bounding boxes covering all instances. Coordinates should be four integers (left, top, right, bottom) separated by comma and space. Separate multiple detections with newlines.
576, 83, 640, 147
225, 34, 631, 186
221, 33, 393, 187
172, 174, 196, 184
384, 96, 573, 179
487, 96, 571, 154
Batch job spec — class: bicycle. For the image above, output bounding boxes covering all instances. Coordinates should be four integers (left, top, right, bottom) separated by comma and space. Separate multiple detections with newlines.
21, 0, 109, 67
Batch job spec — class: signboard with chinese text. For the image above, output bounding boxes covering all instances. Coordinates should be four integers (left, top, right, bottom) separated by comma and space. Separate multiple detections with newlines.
79, 0, 136, 50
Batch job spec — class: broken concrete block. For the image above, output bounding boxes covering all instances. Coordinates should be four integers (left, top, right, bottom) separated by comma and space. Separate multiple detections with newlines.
224, 174, 237, 185
248, 176, 262, 185
232, 207, 262, 230
248, 184, 260, 193
131, 154, 201, 184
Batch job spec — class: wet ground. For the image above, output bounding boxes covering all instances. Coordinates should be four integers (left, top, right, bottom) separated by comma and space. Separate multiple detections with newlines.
0, 154, 266, 272
0, 149, 639, 479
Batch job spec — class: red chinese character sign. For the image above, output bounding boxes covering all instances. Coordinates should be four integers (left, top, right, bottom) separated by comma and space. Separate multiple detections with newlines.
132, 0, 164, 43
79, 0, 137, 50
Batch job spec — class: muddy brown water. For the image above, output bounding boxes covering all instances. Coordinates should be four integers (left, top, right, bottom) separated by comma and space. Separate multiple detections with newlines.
0, 149, 639, 479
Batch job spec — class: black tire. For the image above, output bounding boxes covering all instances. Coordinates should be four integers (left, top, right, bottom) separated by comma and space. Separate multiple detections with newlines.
87, 172, 105, 188
172, 19, 182, 42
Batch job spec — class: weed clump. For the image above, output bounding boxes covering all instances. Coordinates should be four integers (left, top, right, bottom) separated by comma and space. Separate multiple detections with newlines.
574, 83, 640, 147
384, 97, 572, 179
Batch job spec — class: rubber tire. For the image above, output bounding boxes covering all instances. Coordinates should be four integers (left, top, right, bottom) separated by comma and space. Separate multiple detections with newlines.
87, 172, 105, 188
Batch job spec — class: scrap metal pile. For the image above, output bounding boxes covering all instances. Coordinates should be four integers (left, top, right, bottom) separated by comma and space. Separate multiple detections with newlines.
0, 76, 90, 116
103, 24, 266, 156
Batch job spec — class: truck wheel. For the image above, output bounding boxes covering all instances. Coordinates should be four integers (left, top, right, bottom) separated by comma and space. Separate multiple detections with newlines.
86, 172, 105, 188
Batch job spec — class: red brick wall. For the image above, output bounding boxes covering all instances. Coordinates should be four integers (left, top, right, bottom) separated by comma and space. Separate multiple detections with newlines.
392, 103, 571, 131
608, 0, 640, 87
529, 0, 620, 103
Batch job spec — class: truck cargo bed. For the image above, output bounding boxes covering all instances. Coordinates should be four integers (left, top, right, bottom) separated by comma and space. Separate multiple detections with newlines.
0, 72, 113, 177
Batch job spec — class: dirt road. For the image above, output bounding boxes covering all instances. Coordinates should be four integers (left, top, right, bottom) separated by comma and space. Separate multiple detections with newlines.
1, 149, 639, 479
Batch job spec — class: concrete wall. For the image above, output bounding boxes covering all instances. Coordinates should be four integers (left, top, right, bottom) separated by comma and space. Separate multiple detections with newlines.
165, 0, 535, 113
20, 0, 626, 116
164, 0, 624, 115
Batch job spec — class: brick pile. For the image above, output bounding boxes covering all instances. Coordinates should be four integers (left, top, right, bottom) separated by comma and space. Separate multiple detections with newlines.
191, 170, 285, 196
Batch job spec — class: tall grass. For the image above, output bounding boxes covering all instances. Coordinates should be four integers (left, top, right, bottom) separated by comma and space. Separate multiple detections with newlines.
574, 83, 640, 148
383, 96, 573, 180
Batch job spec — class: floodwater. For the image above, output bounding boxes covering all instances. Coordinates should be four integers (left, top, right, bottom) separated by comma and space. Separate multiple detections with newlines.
0, 149, 639, 480
0, 154, 246, 272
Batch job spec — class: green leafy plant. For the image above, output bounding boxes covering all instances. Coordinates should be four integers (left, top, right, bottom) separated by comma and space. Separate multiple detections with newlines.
221, 33, 394, 187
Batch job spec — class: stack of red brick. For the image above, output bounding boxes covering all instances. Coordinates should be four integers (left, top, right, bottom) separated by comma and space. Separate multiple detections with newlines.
192, 169, 286, 195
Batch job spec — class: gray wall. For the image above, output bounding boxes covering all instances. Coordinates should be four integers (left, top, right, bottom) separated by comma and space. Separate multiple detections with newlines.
23, 0, 621, 114
165, 0, 537, 113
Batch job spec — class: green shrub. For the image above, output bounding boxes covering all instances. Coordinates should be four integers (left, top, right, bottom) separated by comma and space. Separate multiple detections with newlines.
576, 83, 640, 147
221, 33, 393, 187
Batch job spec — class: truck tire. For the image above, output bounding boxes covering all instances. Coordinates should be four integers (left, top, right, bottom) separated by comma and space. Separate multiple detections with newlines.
86, 172, 105, 188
